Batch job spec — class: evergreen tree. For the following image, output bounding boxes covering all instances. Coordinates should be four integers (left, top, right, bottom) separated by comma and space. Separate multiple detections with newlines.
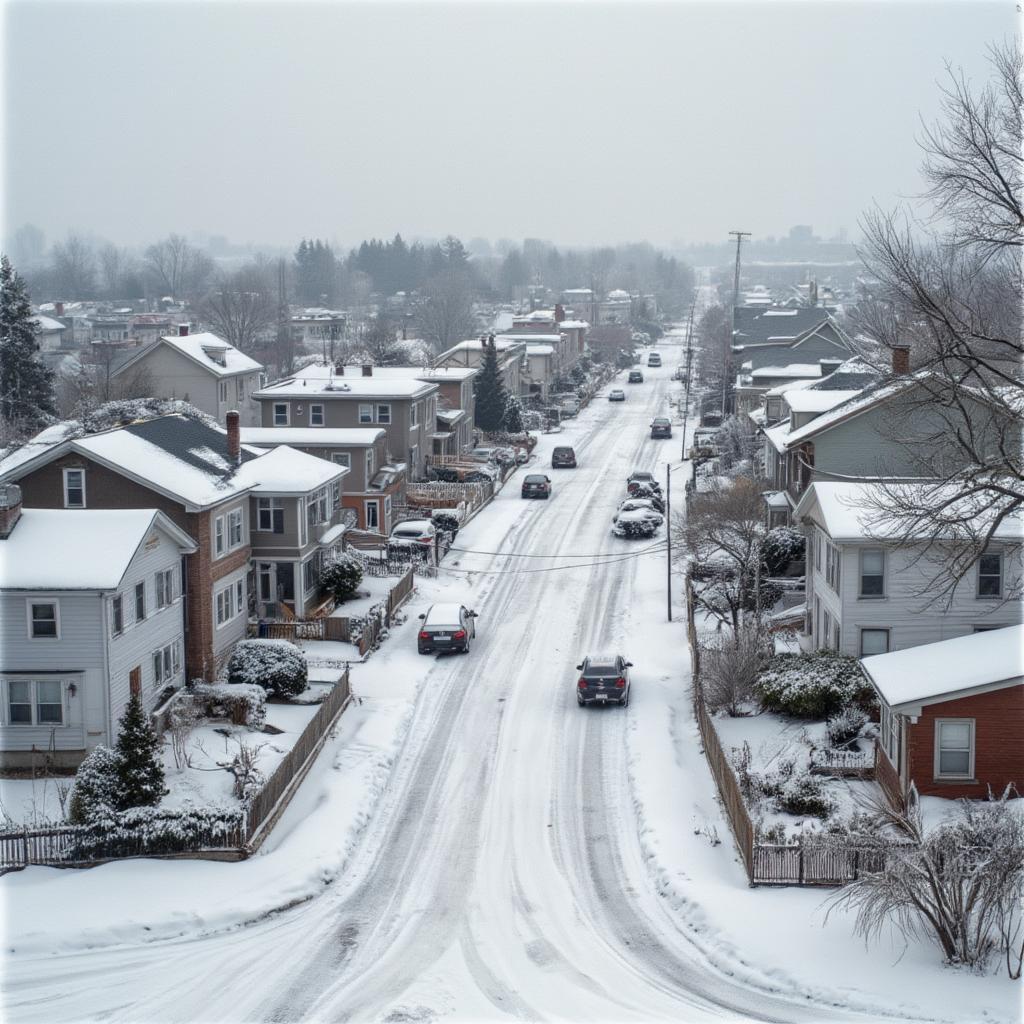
0, 254, 55, 436
473, 337, 508, 433
114, 691, 166, 809
503, 394, 524, 433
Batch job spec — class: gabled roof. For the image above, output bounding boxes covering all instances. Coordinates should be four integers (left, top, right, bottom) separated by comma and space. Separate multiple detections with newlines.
783, 389, 864, 415
233, 445, 345, 494
862, 625, 1024, 712
254, 375, 436, 400
239, 427, 384, 448
32, 315, 66, 332
111, 332, 263, 380
1, 509, 196, 590
732, 306, 832, 345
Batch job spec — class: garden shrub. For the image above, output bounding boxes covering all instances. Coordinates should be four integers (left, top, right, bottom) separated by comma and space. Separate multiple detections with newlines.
192, 681, 267, 729
755, 650, 874, 719
226, 639, 307, 698
68, 745, 121, 823
66, 805, 244, 859
826, 706, 869, 747
775, 773, 833, 818
431, 510, 460, 539
320, 553, 364, 603
761, 527, 806, 575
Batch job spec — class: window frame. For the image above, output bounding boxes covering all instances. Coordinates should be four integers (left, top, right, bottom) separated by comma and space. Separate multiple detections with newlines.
310, 403, 325, 427
934, 718, 975, 780
376, 403, 392, 425
358, 403, 373, 424
155, 568, 175, 609
62, 467, 86, 508
214, 580, 242, 629
135, 581, 146, 622
273, 402, 290, 426
859, 627, 890, 656
409, 402, 418, 428
977, 551, 1002, 599
365, 499, 380, 531
859, 547, 886, 599
111, 595, 124, 637
256, 497, 284, 533
227, 508, 244, 548
26, 600, 60, 640
880, 704, 899, 766
152, 639, 183, 687
331, 452, 351, 469
5, 678, 66, 727
214, 515, 226, 557
219, 381, 229, 403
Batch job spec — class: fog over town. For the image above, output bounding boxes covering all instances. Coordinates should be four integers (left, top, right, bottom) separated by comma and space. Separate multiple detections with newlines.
1, 2, 1022, 1024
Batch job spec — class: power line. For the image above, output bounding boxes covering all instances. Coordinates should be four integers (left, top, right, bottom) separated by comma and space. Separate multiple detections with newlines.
447, 538, 667, 559
435, 545, 668, 577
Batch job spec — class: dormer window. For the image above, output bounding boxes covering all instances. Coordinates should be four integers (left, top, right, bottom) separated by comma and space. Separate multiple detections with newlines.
63, 468, 86, 508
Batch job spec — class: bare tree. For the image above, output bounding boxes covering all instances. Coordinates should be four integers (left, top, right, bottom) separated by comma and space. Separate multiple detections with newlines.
51, 234, 97, 298
198, 264, 276, 352
414, 269, 478, 354
97, 243, 137, 300
144, 234, 215, 301
353, 311, 410, 366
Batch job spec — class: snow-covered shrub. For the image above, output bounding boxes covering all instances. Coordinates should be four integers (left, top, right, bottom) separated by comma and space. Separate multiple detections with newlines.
431, 510, 460, 539
192, 681, 267, 729
761, 527, 806, 575
522, 410, 544, 432
114, 692, 166, 810
755, 651, 874, 719
68, 745, 121, 823
66, 805, 244, 859
226, 639, 307, 698
826, 706, 870, 747
227, 740, 266, 802
776, 772, 833, 818
503, 395, 525, 433
320, 553, 364, 603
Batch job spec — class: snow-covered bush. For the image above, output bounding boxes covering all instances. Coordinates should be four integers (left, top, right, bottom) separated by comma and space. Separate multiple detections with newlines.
114, 692, 166, 811
68, 745, 121, 823
522, 410, 544, 432
826, 706, 870, 747
776, 772, 833, 818
227, 740, 266, 802
192, 681, 267, 729
320, 553, 364, 603
226, 640, 307, 698
761, 527, 806, 575
503, 395, 524, 433
431, 510, 460, 539
755, 651, 874, 719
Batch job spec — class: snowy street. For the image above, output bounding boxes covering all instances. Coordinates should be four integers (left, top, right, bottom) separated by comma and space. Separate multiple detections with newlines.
2, 337, 1017, 1024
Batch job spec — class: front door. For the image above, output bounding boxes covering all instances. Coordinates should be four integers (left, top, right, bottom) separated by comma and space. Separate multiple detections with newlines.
365, 499, 380, 532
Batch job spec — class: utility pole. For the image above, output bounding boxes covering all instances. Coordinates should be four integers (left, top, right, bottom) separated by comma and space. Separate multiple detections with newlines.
666, 462, 672, 623
727, 231, 751, 419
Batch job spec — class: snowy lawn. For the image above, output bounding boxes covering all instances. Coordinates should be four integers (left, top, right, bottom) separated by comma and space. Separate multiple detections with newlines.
0, 776, 70, 828
328, 574, 397, 619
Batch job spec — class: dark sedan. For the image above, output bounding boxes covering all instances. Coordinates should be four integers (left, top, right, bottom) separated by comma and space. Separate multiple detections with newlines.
521, 474, 552, 499
650, 417, 673, 439
576, 654, 632, 706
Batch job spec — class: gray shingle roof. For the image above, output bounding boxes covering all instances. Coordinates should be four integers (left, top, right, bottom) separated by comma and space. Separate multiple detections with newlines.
121, 415, 260, 478
732, 306, 832, 345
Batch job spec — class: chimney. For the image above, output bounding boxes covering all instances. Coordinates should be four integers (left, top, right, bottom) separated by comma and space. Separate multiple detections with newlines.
54, 301, 65, 317
361, 364, 373, 377
0, 483, 23, 538
177, 323, 190, 337
554, 303, 565, 323
818, 358, 842, 378
891, 345, 911, 376
226, 411, 240, 464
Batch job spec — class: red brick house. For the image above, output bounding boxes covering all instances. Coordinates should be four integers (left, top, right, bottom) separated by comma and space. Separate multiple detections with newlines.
862, 625, 1024, 802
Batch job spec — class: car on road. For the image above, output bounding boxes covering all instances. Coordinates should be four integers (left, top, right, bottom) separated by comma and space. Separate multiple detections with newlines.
612, 507, 661, 538
650, 417, 673, 439
575, 654, 632, 706
614, 497, 664, 527
627, 370, 644, 384
388, 520, 436, 553
551, 446, 577, 468
417, 603, 478, 655
627, 470, 661, 496
556, 395, 581, 417
647, 352, 662, 367
521, 473, 552, 499
608, 388, 626, 402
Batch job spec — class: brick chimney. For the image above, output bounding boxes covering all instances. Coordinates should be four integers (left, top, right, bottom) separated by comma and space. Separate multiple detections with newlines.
0, 484, 23, 538
891, 345, 911, 376
54, 301, 65, 317
177, 323, 190, 337
226, 411, 240, 464
361, 364, 373, 377
554, 303, 566, 323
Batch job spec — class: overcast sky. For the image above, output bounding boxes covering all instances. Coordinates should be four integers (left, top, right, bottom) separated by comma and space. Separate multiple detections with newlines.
3, 0, 1017, 253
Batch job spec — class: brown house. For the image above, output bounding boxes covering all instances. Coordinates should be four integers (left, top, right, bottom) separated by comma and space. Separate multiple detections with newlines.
863, 625, 1024, 802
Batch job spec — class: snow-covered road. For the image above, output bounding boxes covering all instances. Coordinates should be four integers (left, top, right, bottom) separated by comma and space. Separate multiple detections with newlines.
4, 338, 1016, 1024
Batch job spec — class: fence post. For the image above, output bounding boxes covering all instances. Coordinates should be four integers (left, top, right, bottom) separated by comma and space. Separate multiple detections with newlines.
852, 848, 859, 880
798, 846, 805, 886
21, 828, 29, 867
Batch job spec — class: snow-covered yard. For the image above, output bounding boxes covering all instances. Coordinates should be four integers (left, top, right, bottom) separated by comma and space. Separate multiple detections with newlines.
328, 574, 397, 619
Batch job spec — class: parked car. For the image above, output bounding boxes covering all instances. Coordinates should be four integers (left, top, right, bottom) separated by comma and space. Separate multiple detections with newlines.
650, 417, 673, 439
551, 446, 577, 468
389, 519, 437, 552
615, 497, 664, 525
417, 603, 478, 655
647, 352, 662, 367
612, 509, 660, 539
470, 446, 516, 466
467, 446, 500, 463
608, 388, 626, 402
627, 370, 644, 384
521, 474, 552, 499
575, 654, 632, 707
627, 470, 661, 496
557, 395, 581, 417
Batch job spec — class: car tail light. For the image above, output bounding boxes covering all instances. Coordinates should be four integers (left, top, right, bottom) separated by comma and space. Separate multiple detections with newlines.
418, 631, 430, 640
418, 536, 432, 544
577, 678, 587, 689
615, 677, 626, 688
453, 629, 466, 640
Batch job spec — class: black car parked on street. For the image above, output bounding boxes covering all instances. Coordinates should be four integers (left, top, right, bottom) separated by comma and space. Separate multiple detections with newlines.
650, 417, 673, 439
576, 654, 633, 706
521, 474, 552, 499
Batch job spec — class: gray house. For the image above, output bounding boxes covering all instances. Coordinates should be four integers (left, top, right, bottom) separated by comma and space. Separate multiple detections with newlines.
110, 327, 265, 427
0, 493, 197, 768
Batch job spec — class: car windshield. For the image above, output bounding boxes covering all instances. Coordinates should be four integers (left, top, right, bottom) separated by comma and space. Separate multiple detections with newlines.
393, 529, 422, 538
653, 419, 669, 425
554, 448, 572, 455
525, 475, 546, 483
585, 660, 619, 676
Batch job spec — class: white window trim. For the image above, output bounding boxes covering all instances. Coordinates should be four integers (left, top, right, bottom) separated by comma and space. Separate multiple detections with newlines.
214, 575, 246, 630
377, 403, 392, 425
214, 514, 226, 558
310, 403, 325, 426
365, 498, 380, 531
359, 403, 373, 424
25, 599, 61, 640
934, 718, 976, 780
3, 677, 69, 727
301, 552, 322, 595
273, 402, 290, 426
135, 581, 147, 622
858, 547, 886, 599
155, 567, 177, 610
227, 507, 245, 549
62, 467, 86, 508
859, 627, 890, 656
331, 452, 351, 469
110, 594, 124, 637
219, 381, 229, 403
409, 402, 418, 428
152, 638, 183, 688
880, 705, 899, 766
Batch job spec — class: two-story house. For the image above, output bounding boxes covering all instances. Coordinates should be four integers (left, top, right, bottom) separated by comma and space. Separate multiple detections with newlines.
794, 480, 1023, 659
436, 335, 526, 400
109, 327, 266, 427
0, 488, 197, 769
252, 368, 439, 481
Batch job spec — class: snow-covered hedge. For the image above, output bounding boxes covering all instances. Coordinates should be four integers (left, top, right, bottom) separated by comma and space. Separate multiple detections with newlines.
68, 745, 121, 824
225, 640, 307, 698
755, 651, 874, 719
761, 527, 806, 575
192, 681, 267, 729
320, 553, 364, 603
430, 510, 460, 538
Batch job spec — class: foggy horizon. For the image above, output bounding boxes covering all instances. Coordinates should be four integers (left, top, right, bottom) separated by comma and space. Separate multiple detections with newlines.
4, 0, 1017, 255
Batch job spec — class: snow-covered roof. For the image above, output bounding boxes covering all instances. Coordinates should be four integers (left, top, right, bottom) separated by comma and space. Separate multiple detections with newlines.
32, 315, 65, 332
255, 376, 436, 400
496, 333, 563, 344
764, 490, 792, 509
1, 509, 196, 590
436, 408, 464, 424
557, 320, 589, 329
293, 363, 477, 384
516, 310, 555, 321
763, 421, 792, 453
234, 446, 345, 494
749, 364, 824, 380
527, 344, 555, 356
0, 423, 77, 479
239, 427, 384, 447
862, 625, 1024, 711
763, 379, 815, 399
783, 389, 863, 415
112, 332, 263, 380
795, 480, 1024, 543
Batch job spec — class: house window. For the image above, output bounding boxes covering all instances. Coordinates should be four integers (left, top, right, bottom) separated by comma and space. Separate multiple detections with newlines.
825, 539, 841, 592
366, 449, 374, 479
257, 498, 284, 533
359, 404, 373, 424
214, 516, 225, 557
236, 578, 245, 617
111, 595, 124, 636
215, 582, 240, 627
236, 378, 245, 401
302, 552, 322, 594
384, 494, 392, 520
310, 404, 325, 426
377, 404, 392, 425
7, 680, 64, 726
935, 719, 975, 779
273, 403, 289, 426
28, 601, 59, 639
257, 562, 274, 602
228, 508, 244, 548
62, 468, 86, 508
365, 499, 380, 531
219, 381, 228, 403
860, 628, 890, 656
977, 552, 1002, 598
156, 568, 175, 608
814, 528, 822, 572
135, 582, 146, 622
409, 402, 418, 427
331, 452, 351, 469
822, 609, 833, 650
880, 705, 899, 765
306, 488, 329, 527
152, 639, 182, 687
859, 548, 885, 597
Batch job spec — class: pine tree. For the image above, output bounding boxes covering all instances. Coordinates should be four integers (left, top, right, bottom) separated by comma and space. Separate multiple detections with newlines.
0, 254, 55, 436
503, 394, 524, 433
114, 691, 166, 809
473, 338, 508, 433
